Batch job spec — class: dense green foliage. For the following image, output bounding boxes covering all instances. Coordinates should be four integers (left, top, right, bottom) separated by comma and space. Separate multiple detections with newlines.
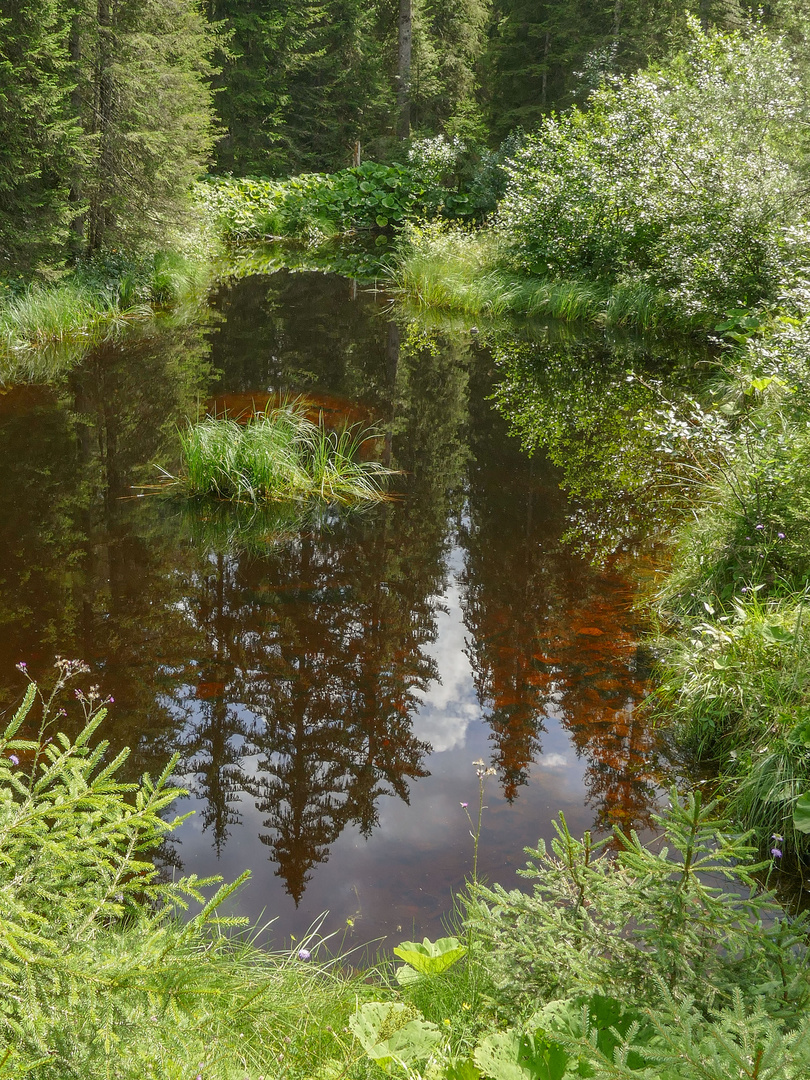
354, 791, 810, 1078
397, 19, 810, 326
209, 0, 492, 175
0, 0, 218, 273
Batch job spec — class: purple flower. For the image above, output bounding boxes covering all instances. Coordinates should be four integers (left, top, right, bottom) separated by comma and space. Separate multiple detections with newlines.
298, 948, 312, 962
773, 834, 784, 841
8, 754, 19, 766
460, 802, 468, 808
16, 661, 26, 671
755, 524, 765, 531
778, 532, 786, 540
771, 848, 783, 859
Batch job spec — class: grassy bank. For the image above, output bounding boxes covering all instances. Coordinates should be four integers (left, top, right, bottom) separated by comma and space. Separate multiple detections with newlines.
0, 249, 215, 383
392, 226, 684, 330
638, 306, 810, 862
4, 664, 810, 1078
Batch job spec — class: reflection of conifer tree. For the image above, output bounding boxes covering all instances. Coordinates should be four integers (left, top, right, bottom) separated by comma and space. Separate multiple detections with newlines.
459, 357, 551, 800
241, 523, 434, 903
540, 569, 662, 834
463, 333, 672, 828
182, 553, 253, 854
0, 327, 213, 774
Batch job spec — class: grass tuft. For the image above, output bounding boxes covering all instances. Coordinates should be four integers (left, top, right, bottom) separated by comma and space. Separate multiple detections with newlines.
175, 400, 392, 505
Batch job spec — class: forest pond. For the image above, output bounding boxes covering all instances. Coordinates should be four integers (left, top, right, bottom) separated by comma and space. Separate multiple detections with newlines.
0, 259, 699, 947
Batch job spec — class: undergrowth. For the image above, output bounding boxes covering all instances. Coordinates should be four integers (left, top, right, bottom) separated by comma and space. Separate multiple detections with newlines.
0, 661, 375, 1080
0, 249, 214, 380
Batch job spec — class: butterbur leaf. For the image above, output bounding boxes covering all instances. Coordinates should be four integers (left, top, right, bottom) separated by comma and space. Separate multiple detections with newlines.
444, 1058, 482, 1080
394, 963, 422, 986
375, 215, 389, 228
793, 793, 810, 834
474, 1030, 569, 1080
393, 936, 467, 976
349, 1002, 441, 1070
536, 995, 652, 1071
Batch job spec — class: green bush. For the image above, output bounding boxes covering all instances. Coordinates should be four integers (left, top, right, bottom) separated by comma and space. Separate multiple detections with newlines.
495, 19, 808, 321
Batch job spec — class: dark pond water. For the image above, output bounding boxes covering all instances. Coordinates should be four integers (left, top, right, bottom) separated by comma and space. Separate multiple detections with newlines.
0, 266, 696, 948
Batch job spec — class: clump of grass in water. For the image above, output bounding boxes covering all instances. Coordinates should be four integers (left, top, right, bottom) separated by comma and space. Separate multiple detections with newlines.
177, 400, 392, 504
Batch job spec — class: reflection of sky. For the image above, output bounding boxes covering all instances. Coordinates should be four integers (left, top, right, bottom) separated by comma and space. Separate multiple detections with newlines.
170, 548, 601, 951
412, 576, 479, 753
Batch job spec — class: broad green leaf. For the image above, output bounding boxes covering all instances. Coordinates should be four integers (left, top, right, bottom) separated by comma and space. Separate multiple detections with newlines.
393, 936, 467, 976
474, 1030, 568, 1080
535, 995, 651, 1071
444, 1058, 482, 1080
793, 793, 810, 834
761, 624, 794, 645
395, 962, 422, 985
349, 1002, 442, 1070
375, 214, 389, 228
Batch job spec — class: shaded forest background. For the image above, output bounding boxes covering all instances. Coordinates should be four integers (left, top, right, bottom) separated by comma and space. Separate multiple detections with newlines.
2, 0, 810, 273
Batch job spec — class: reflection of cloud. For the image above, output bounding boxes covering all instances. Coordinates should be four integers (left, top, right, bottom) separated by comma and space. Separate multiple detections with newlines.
413, 579, 479, 753
539, 752, 568, 769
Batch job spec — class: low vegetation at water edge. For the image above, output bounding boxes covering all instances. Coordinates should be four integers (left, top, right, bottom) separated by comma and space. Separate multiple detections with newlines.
175, 400, 392, 505
0, 250, 213, 380
3, 664, 810, 1078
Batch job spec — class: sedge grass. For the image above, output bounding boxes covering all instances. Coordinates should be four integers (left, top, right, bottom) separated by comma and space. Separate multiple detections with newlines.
0, 250, 213, 381
177, 401, 392, 505
393, 226, 699, 330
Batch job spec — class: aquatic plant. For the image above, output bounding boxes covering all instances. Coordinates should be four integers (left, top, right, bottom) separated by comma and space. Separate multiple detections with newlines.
176, 400, 392, 505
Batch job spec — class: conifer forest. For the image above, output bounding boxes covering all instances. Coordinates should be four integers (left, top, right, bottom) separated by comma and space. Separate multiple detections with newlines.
6, 2, 810, 1078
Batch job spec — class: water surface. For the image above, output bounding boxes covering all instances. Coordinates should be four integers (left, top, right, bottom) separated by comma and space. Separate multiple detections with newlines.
0, 267, 688, 946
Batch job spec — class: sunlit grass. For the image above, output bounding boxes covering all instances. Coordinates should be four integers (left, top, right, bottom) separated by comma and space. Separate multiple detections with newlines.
392, 226, 695, 330
176, 400, 392, 505
0, 251, 214, 383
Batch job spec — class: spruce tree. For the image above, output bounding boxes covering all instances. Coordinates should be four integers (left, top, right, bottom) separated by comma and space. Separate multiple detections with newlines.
74, 0, 219, 253
0, 0, 81, 272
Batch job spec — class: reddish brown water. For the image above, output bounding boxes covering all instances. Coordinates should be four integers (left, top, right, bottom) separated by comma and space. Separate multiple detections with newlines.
0, 269, 682, 948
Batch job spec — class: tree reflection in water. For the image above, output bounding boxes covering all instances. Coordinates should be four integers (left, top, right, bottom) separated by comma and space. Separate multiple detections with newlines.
0, 266, 696, 920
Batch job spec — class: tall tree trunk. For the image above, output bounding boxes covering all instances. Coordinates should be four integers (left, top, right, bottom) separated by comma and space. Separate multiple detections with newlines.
87, 0, 114, 252
612, 0, 622, 45
541, 31, 550, 108
68, 13, 85, 254
396, 0, 412, 140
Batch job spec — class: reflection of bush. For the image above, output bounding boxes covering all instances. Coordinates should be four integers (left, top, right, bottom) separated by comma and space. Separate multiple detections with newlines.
172, 494, 376, 554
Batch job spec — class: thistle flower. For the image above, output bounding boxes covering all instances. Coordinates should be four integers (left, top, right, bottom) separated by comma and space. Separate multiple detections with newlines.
298, 948, 312, 961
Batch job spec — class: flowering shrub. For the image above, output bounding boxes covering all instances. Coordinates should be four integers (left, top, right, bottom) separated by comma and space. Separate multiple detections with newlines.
496, 19, 808, 319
